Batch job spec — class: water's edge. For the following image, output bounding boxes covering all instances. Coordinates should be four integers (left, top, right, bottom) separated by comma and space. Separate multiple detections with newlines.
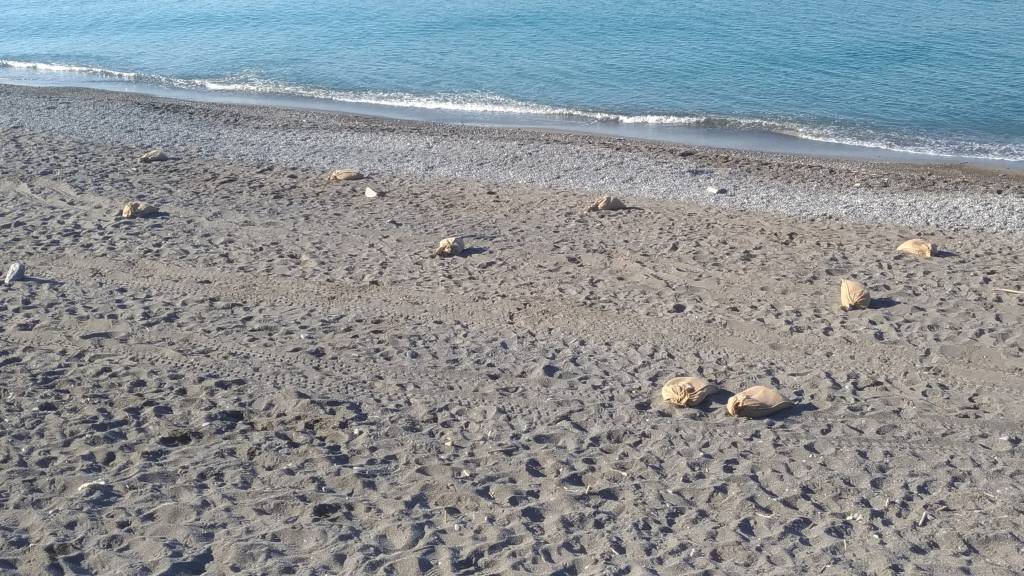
1, 61, 1022, 171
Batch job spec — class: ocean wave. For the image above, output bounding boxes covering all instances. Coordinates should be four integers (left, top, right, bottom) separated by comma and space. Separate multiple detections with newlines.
0, 59, 140, 80
2, 59, 1022, 162
186, 76, 712, 125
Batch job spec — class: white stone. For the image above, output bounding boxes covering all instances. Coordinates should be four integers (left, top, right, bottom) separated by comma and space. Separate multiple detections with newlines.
4, 262, 25, 284
77, 480, 108, 492
139, 149, 168, 163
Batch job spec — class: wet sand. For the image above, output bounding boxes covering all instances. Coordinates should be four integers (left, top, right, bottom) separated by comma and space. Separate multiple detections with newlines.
1, 85, 1023, 575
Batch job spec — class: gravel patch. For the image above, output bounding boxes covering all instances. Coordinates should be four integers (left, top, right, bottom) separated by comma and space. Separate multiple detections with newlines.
2, 84, 1022, 234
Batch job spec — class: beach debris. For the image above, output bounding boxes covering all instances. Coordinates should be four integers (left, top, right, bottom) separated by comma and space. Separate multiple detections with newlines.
327, 169, 364, 182
994, 287, 1023, 295
726, 385, 794, 418
661, 376, 718, 407
138, 149, 168, 163
707, 186, 727, 194
433, 236, 465, 258
897, 238, 934, 258
77, 479, 108, 493
121, 201, 158, 219
840, 279, 871, 311
364, 186, 381, 198
586, 195, 628, 212
4, 262, 26, 284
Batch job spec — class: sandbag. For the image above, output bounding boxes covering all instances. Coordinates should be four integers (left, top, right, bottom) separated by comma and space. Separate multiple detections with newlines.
661, 376, 718, 407
586, 195, 627, 212
897, 238, 933, 258
121, 201, 158, 219
840, 279, 871, 311
139, 149, 168, 163
726, 385, 794, 417
433, 236, 464, 257
327, 169, 364, 182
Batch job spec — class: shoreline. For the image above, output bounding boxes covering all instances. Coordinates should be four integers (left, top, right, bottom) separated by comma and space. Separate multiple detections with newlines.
2, 72, 1023, 171
2, 80, 1023, 575
2, 83, 1023, 234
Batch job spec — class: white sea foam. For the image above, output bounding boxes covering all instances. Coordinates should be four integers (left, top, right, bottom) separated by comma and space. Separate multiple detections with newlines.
193, 77, 709, 124
2, 59, 1022, 162
0, 59, 140, 80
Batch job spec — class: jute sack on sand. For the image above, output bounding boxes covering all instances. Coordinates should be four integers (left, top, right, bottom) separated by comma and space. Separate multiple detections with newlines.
433, 236, 464, 257
726, 385, 794, 417
840, 279, 871, 311
661, 377, 718, 407
586, 196, 627, 212
896, 238, 933, 258
327, 169, 364, 182
121, 201, 158, 219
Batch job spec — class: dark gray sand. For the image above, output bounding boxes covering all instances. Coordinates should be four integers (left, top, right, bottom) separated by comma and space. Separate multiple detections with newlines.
1, 84, 1023, 575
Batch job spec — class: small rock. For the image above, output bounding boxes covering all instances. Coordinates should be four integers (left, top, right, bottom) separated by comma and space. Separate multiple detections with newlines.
139, 149, 168, 163
77, 480, 108, 493
364, 186, 380, 198
4, 262, 25, 284
327, 169, 364, 182
707, 186, 727, 194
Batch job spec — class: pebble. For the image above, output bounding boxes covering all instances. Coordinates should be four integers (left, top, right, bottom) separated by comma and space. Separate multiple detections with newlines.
4, 262, 26, 284
327, 169, 364, 181
139, 149, 168, 163
77, 480, 108, 493
707, 186, 727, 194
364, 186, 380, 198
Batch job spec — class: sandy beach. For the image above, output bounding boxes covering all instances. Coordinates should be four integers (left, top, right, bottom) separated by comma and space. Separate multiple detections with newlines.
2, 84, 1023, 575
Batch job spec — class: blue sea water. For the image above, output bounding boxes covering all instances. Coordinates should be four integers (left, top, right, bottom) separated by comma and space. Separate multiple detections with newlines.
1, 0, 1022, 164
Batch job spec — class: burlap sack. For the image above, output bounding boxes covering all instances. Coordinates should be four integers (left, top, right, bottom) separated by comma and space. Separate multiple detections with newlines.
840, 279, 871, 311
139, 149, 168, 163
433, 236, 464, 257
121, 201, 158, 219
726, 385, 794, 417
896, 238, 933, 258
327, 169, 364, 182
586, 196, 627, 212
661, 377, 718, 407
